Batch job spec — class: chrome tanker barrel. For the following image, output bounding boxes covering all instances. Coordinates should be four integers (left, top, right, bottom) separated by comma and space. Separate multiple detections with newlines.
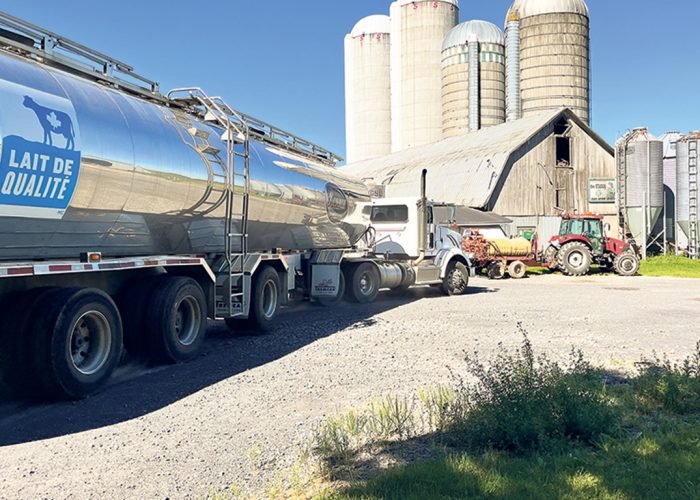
0, 49, 371, 260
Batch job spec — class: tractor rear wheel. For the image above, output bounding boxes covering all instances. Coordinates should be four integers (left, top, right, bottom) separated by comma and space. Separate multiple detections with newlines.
558, 242, 593, 277
614, 252, 640, 277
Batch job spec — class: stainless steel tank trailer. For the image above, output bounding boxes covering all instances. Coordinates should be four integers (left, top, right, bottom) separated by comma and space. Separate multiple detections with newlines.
0, 12, 474, 399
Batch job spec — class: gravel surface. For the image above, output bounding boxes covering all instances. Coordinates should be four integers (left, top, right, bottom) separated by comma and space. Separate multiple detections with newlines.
1, 274, 699, 499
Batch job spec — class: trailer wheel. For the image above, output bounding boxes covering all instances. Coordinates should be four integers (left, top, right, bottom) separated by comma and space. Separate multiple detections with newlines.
348, 262, 380, 304
614, 252, 640, 277
508, 261, 527, 279
239, 266, 281, 333
117, 275, 167, 357
30, 288, 123, 399
487, 261, 506, 280
442, 260, 469, 296
145, 277, 207, 363
558, 242, 592, 277
0, 288, 58, 396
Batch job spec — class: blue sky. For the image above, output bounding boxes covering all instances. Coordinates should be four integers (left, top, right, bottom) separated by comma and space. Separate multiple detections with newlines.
2, 1, 699, 161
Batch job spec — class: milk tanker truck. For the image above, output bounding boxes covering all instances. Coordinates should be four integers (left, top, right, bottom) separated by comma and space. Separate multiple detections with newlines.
0, 13, 473, 399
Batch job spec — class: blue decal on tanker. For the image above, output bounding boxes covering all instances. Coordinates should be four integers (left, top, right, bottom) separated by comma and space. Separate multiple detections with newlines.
0, 96, 81, 216
23, 96, 76, 150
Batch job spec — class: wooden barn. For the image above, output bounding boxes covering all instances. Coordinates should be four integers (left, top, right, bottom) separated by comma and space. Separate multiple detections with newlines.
343, 108, 617, 246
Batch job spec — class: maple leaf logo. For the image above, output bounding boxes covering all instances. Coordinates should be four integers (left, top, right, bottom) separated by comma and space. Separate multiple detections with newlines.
47, 112, 62, 130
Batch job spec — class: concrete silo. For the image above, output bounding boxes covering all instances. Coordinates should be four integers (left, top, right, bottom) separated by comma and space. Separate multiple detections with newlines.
344, 15, 392, 165
441, 20, 506, 138
616, 128, 664, 255
390, 0, 459, 151
676, 132, 700, 258
505, 0, 590, 124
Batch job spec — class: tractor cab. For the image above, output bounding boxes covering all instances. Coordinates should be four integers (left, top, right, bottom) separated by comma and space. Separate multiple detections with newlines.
544, 214, 640, 277
558, 214, 606, 256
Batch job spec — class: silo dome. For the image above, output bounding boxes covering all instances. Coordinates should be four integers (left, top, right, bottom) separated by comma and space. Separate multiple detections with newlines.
390, 0, 459, 151
505, 0, 591, 124
344, 15, 392, 164
507, 0, 589, 19
441, 20, 506, 137
442, 20, 505, 49
350, 15, 391, 37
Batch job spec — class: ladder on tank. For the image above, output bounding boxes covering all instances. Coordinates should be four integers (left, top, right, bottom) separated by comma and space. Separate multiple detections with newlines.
167, 88, 251, 319
689, 138, 698, 259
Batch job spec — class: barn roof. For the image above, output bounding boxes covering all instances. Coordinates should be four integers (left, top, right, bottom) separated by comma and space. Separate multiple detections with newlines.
342, 108, 613, 209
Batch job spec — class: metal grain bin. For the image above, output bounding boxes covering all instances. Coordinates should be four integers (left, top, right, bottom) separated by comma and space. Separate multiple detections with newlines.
676, 132, 700, 253
617, 128, 664, 244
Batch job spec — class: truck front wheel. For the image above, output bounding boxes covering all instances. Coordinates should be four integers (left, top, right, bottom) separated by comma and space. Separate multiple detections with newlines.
348, 262, 380, 304
31, 288, 123, 399
442, 261, 469, 296
145, 277, 207, 363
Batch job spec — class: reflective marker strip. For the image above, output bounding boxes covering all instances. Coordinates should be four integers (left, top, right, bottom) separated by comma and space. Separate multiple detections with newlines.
0, 257, 207, 279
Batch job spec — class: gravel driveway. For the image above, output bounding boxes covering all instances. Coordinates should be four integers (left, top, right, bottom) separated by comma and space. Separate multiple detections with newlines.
1, 274, 699, 499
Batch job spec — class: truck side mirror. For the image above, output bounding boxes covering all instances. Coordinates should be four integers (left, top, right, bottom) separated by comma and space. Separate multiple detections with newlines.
604, 223, 611, 233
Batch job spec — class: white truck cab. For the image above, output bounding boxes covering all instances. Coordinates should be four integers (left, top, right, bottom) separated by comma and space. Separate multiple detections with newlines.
340, 170, 474, 299
370, 197, 464, 259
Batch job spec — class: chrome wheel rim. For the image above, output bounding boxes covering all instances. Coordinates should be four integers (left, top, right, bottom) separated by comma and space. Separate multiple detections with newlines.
359, 271, 375, 296
69, 311, 111, 376
262, 280, 278, 319
175, 296, 201, 346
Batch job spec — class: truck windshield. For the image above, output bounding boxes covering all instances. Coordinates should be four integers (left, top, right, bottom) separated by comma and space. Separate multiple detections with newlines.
371, 205, 409, 223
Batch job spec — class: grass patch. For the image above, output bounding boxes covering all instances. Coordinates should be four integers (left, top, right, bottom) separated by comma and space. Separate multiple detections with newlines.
310, 336, 700, 500
639, 255, 700, 278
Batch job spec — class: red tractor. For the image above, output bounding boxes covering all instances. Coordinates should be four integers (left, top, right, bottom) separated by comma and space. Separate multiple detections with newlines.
542, 214, 640, 277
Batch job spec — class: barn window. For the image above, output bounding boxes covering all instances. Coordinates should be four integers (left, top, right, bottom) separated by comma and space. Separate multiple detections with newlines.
556, 137, 571, 165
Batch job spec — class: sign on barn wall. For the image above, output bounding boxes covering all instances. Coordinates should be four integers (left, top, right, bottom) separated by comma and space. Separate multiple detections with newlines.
588, 178, 616, 203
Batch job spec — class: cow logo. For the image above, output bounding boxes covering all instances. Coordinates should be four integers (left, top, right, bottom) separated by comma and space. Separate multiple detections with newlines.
23, 96, 76, 150
0, 86, 81, 219
325, 183, 349, 223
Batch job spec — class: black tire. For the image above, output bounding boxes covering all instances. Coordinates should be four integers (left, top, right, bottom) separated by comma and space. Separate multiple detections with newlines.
487, 261, 506, 280
543, 246, 559, 270
245, 266, 281, 333
0, 288, 58, 396
316, 269, 346, 307
116, 275, 167, 357
30, 288, 123, 399
144, 277, 207, 363
508, 260, 527, 279
347, 262, 380, 304
614, 252, 640, 277
442, 261, 470, 296
558, 242, 593, 277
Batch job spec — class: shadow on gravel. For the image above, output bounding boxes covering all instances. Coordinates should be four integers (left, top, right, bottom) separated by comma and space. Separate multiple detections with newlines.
0, 285, 499, 446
